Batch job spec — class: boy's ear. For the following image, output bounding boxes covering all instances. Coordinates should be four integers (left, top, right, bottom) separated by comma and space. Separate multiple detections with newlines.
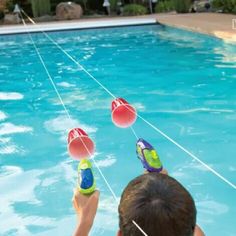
116, 229, 122, 236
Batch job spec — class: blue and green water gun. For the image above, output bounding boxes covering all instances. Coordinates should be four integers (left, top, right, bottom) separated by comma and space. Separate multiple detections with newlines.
78, 159, 96, 194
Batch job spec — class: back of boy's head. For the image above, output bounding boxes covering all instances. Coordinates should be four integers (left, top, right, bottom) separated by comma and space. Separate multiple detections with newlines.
118, 173, 196, 236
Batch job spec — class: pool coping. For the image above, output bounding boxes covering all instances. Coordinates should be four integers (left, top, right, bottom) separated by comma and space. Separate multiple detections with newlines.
0, 17, 158, 35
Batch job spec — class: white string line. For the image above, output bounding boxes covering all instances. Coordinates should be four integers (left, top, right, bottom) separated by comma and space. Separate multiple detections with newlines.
20, 13, 147, 235
137, 114, 236, 190
132, 220, 148, 236
21, 10, 236, 191
21, 10, 116, 99
130, 126, 139, 140
22, 11, 141, 145
20, 12, 119, 202
20, 16, 71, 121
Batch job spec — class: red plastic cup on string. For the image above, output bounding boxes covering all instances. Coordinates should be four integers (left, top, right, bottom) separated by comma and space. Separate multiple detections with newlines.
111, 98, 137, 128
68, 128, 95, 160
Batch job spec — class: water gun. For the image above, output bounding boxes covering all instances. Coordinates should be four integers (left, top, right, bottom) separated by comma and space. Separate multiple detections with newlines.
136, 138, 163, 173
78, 159, 96, 194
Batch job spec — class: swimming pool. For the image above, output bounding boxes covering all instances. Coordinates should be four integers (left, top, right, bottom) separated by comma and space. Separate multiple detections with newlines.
0, 24, 235, 236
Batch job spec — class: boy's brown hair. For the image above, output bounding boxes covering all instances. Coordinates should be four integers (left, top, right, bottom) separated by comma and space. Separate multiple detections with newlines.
118, 173, 196, 236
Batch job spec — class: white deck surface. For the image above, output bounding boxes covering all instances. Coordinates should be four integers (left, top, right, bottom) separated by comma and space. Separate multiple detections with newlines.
0, 17, 157, 35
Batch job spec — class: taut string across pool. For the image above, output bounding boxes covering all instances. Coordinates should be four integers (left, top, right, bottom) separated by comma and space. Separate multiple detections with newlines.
20, 9, 236, 190
0, 11, 236, 235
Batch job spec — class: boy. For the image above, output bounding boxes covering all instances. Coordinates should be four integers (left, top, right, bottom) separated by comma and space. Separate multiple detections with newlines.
72, 139, 205, 236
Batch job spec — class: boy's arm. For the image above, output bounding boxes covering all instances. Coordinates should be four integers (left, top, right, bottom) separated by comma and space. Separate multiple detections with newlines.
72, 190, 100, 236
74, 220, 91, 236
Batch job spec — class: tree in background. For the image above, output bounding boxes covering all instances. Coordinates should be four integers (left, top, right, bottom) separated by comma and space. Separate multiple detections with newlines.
31, 0, 50, 17
212, 0, 236, 14
155, 0, 175, 13
174, 0, 191, 13
5, 0, 44, 16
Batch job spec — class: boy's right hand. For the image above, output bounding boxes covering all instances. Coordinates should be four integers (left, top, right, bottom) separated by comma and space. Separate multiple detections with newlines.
72, 189, 100, 236
194, 225, 205, 236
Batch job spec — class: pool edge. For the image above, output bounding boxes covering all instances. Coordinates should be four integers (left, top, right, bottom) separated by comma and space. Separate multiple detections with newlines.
0, 18, 158, 36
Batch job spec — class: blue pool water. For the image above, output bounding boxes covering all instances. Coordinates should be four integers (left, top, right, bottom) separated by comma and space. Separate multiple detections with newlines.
0, 24, 236, 236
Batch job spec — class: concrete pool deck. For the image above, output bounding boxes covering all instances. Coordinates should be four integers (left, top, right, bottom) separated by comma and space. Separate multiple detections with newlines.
156, 13, 236, 43
0, 13, 235, 42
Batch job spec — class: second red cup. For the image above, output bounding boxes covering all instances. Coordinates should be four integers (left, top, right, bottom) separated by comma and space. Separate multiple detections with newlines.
111, 98, 137, 128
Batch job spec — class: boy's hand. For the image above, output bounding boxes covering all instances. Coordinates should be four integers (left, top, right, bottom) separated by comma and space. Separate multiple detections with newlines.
72, 189, 100, 236
144, 168, 168, 175
160, 168, 168, 175
194, 225, 205, 236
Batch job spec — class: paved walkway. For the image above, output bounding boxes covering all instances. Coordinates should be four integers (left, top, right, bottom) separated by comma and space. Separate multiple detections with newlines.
156, 13, 236, 42
0, 13, 235, 42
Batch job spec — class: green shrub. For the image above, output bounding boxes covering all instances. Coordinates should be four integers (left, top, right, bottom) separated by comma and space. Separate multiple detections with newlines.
110, 0, 118, 11
212, 0, 223, 8
123, 4, 147, 16
174, 0, 191, 13
212, 0, 236, 14
155, 0, 175, 13
31, 0, 51, 17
